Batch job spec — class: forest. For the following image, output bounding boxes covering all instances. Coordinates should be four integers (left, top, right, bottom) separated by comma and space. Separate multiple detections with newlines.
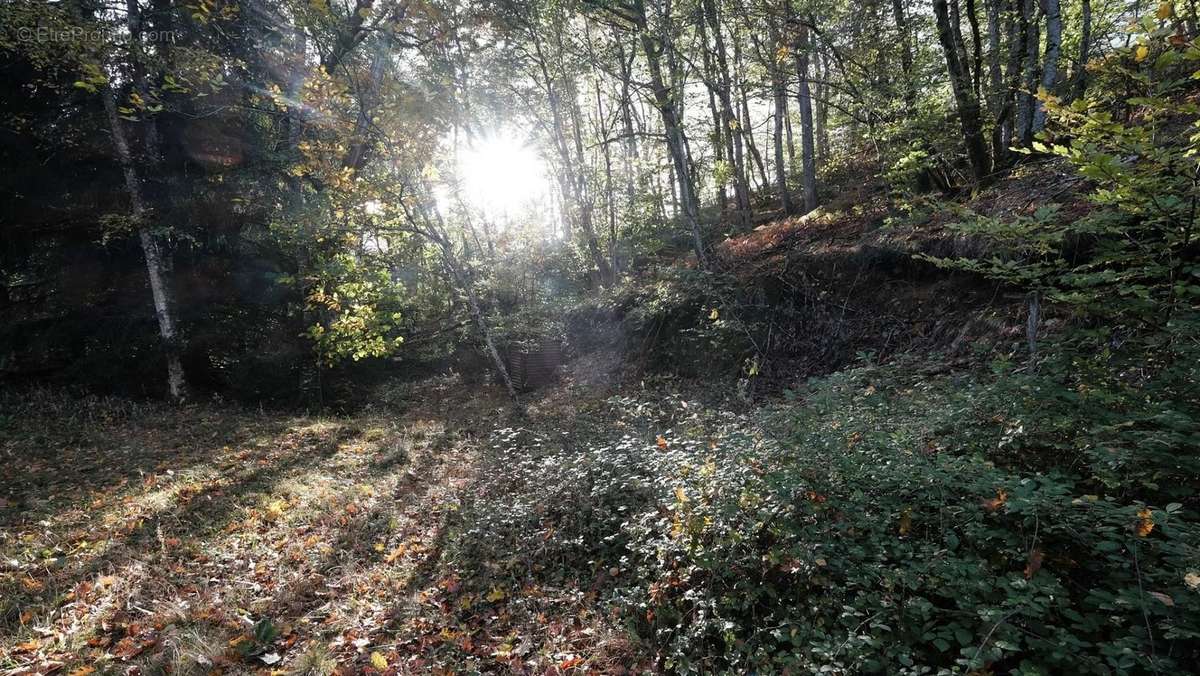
2, 0, 1199, 673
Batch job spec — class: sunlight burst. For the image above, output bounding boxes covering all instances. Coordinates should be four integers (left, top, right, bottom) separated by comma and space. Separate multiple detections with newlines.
457, 132, 548, 218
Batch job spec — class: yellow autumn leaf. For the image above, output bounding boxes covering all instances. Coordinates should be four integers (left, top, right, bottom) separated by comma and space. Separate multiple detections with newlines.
486, 586, 507, 602
1136, 508, 1155, 537
1157, 1, 1174, 19
708, 308, 719, 320
369, 651, 388, 669
898, 507, 912, 535
1135, 44, 1150, 62
267, 499, 288, 517
674, 486, 689, 504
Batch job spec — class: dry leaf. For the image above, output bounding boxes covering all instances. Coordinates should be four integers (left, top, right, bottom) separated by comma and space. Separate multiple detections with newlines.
1149, 591, 1174, 606
370, 651, 388, 669
982, 488, 1008, 512
1136, 508, 1155, 537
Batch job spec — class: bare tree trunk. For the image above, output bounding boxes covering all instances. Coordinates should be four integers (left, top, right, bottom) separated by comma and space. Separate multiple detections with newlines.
697, 7, 730, 213
986, 0, 1010, 163
793, 21, 818, 212
437, 238, 519, 404
964, 0, 986, 99
634, 1, 707, 265
701, 0, 750, 226
593, 75, 620, 282
784, 100, 795, 168
985, 0, 1005, 117
615, 39, 641, 211
892, 0, 917, 108
102, 91, 188, 401
997, 0, 1024, 163
736, 52, 770, 193
770, 22, 793, 214
1016, 0, 1040, 145
1031, 0, 1061, 132
934, 0, 993, 181
1071, 0, 1091, 101
532, 32, 612, 283
814, 46, 830, 165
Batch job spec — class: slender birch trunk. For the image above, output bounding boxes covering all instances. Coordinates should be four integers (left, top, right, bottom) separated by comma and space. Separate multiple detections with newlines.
102, 91, 188, 401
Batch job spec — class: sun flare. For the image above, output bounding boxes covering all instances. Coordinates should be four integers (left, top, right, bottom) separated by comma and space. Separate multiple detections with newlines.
457, 132, 548, 218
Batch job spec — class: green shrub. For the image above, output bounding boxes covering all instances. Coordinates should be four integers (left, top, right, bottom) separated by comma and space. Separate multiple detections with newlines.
620, 357, 1200, 674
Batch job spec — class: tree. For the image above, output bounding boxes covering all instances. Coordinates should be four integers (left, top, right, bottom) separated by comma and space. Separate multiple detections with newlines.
790, 17, 818, 211
933, 0, 992, 181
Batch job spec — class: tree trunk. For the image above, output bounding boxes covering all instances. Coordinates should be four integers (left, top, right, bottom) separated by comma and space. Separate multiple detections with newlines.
891, 0, 917, 108
635, 4, 707, 265
532, 33, 612, 284
436, 237, 519, 405
985, 0, 1009, 163
934, 0, 993, 181
1016, 0, 1040, 145
102, 91, 188, 401
697, 6, 730, 213
593, 75, 620, 282
737, 57, 770, 193
793, 22, 818, 212
615, 39, 642, 211
1030, 0, 1061, 132
964, 0, 986, 99
772, 61, 793, 213
1071, 0, 1091, 101
701, 0, 750, 226
997, 0, 1025, 163
814, 47, 830, 164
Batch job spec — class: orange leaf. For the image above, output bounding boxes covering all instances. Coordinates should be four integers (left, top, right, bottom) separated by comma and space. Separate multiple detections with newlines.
1136, 508, 1155, 537
656, 435, 668, 450
14, 638, 40, 653
385, 543, 408, 563
982, 488, 1008, 512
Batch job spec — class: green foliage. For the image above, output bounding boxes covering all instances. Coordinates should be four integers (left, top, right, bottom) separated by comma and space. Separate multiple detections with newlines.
923, 25, 1200, 335
300, 252, 406, 365
585, 267, 755, 376
618, 356, 1200, 673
